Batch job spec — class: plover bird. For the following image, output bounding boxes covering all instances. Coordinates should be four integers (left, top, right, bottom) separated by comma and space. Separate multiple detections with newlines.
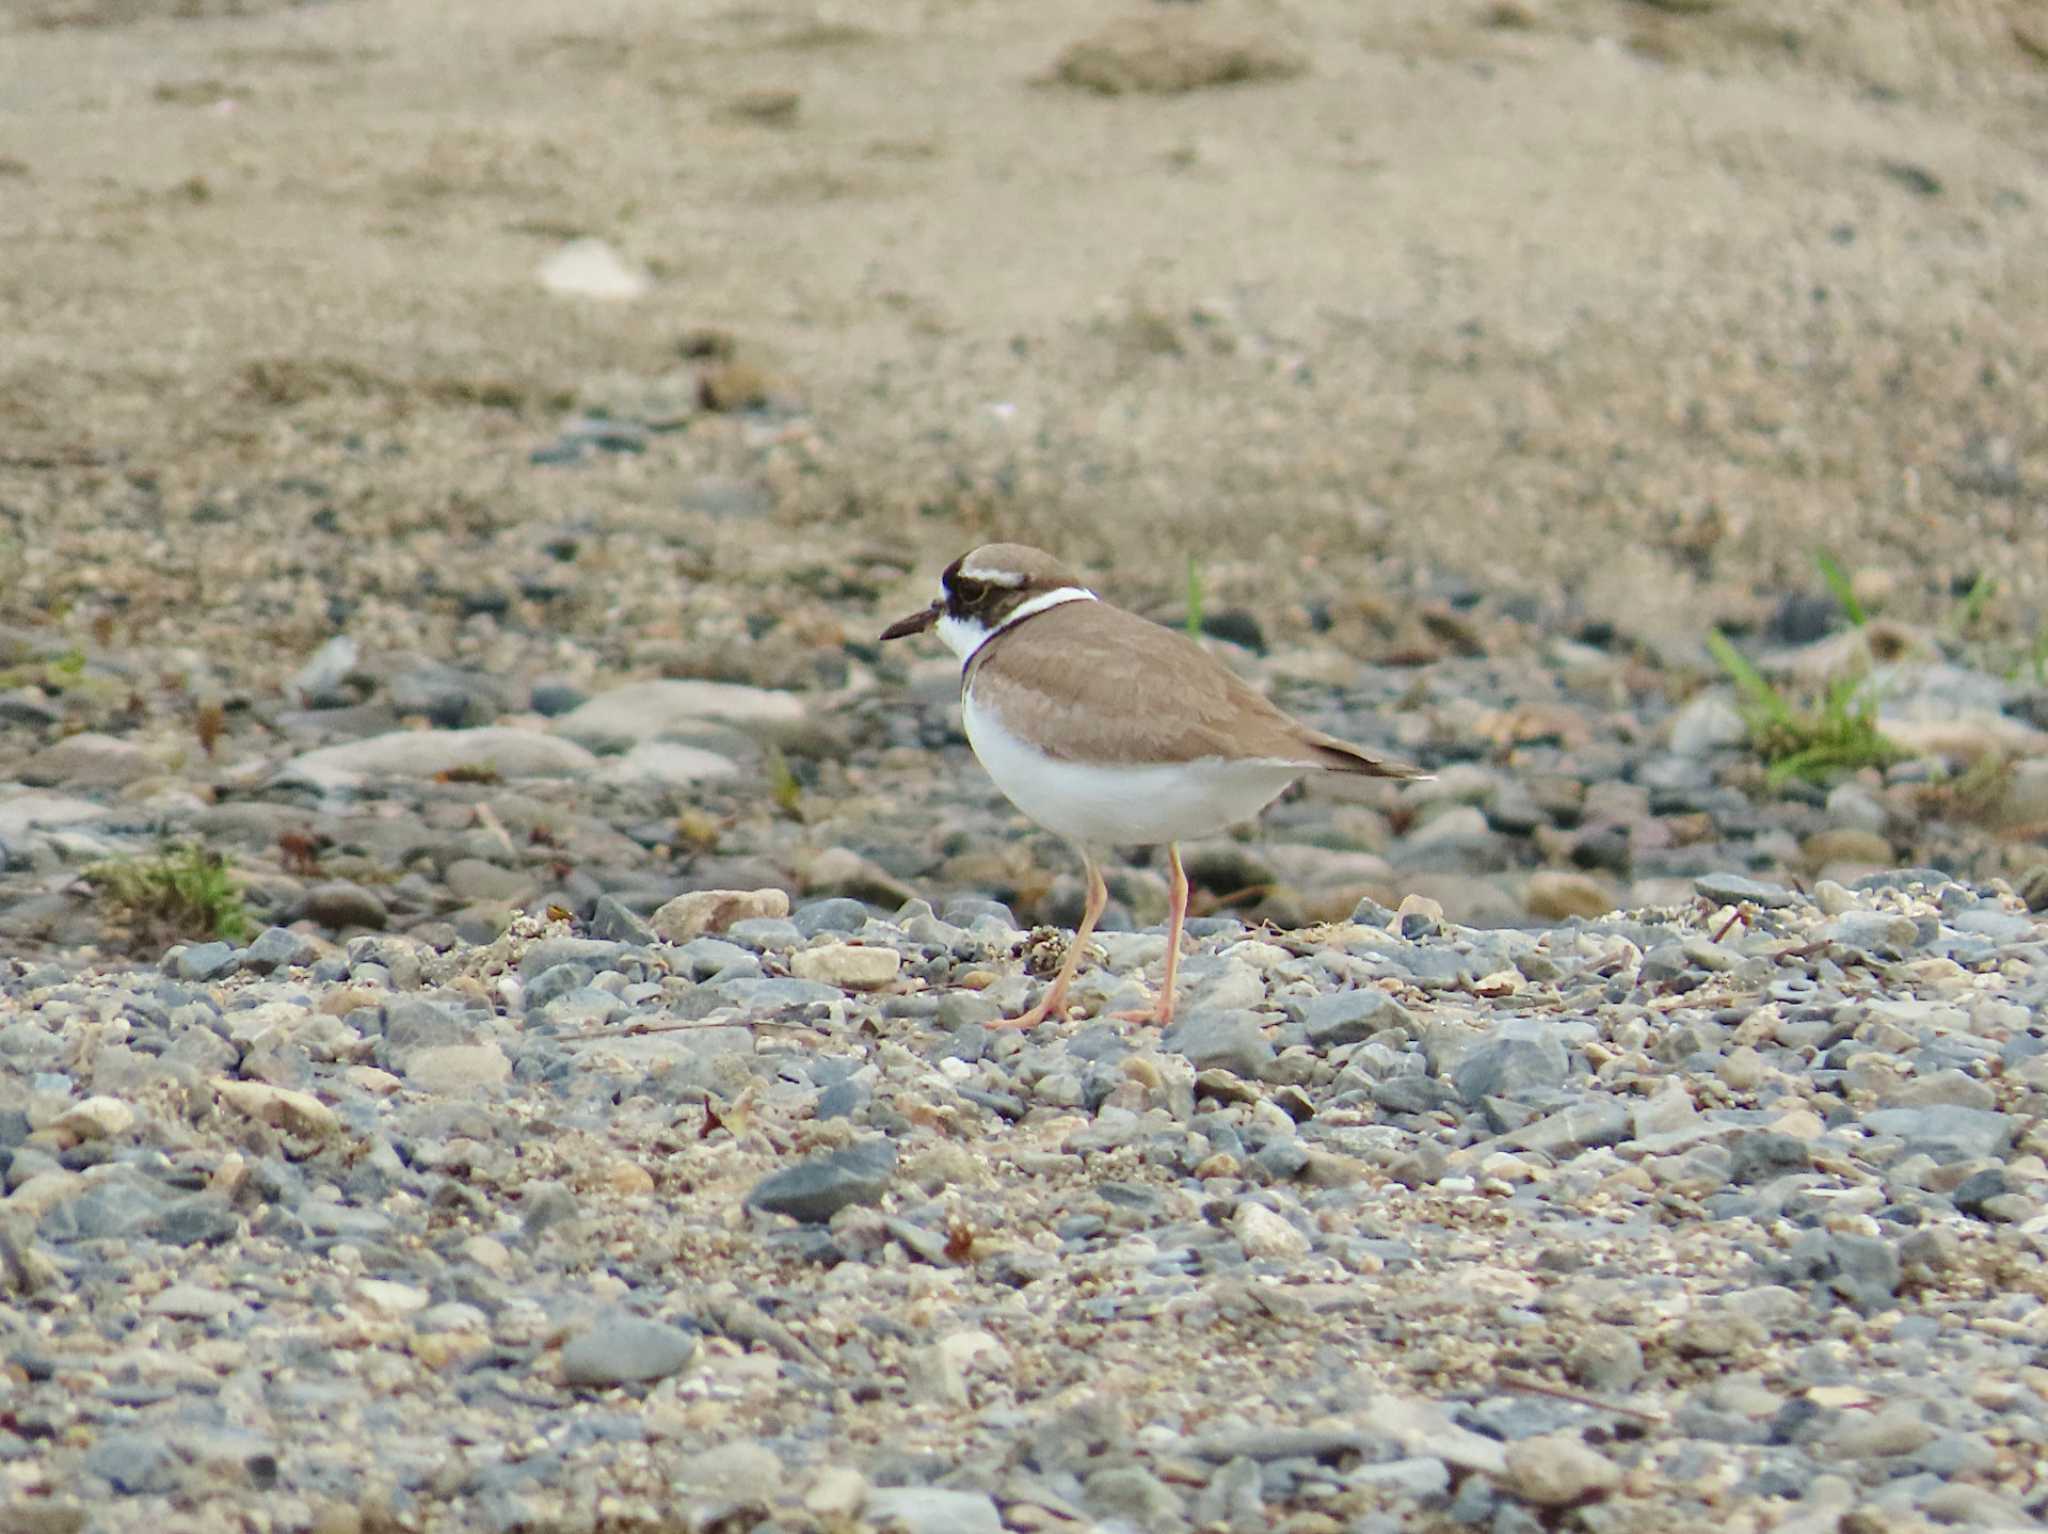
881, 543, 1423, 1029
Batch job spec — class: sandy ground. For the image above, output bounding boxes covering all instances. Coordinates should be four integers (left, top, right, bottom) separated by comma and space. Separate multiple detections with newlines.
2, 0, 2047, 668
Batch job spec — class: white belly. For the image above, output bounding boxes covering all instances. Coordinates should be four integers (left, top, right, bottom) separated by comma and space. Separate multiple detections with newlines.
962, 689, 1305, 847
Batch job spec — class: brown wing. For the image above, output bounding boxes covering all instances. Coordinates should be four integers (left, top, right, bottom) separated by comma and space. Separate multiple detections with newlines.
967, 600, 1421, 777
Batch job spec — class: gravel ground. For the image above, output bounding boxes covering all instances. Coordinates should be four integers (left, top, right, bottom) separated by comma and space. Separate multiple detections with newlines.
0, 866, 2044, 1533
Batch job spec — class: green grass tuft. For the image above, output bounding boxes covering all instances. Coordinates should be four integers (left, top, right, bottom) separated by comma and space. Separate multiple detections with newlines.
88, 844, 250, 947
1706, 629, 1902, 786
763, 744, 804, 818
1183, 554, 1205, 642
1813, 548, 1866, 627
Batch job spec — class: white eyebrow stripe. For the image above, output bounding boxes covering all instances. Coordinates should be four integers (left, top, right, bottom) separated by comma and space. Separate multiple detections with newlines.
958, 564, 1025, 586
988, 585, 1096, 636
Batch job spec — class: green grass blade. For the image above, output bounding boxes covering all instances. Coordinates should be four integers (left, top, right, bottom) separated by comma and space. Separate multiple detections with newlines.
1184, 554, 1205, 641
1705, 629, 1791, 725
1813, 548, 1866, 627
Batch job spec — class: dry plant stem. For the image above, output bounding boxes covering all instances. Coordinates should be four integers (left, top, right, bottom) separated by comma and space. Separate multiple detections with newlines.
1495, 1369, 1668, 1426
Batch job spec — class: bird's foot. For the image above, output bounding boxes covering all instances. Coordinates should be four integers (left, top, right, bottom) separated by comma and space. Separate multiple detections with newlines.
988, 994, 1073, 1031
1108, 998, 1174, 1028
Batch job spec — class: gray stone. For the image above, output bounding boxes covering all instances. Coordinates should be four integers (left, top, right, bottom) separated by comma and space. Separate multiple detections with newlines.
518, 938, 636, 979
555, 679, 804, 749
1861, 1106, 2016, 1163
525, 962, 595, 1014
792, 898, 871, 937
143, 1196, 240, 1247
240, 925, 313, 974
937, 992, 1003, 1031
725, 917, 803, 951
1775, 1229, 1901, 1311
46, 1179, 163, 1241
303, 881, 388, 932
1502, 1434, 1621, 1507
1817, 910, 1920, 956
1083, 1464, 1183, 1531
559, 1316, 699, 1387
863, 1488, 1004, 1534
1566, 1327, 1644, 1392
1670, 691, 1748, 757
600, 741, 742, 788
1694, 873, 1796, 909
1827, 1403, 1933, 1459
21, 732, 157, 789
1299, 989, 1410, 1048
1729, 1131, 1812, 1184
939, 896, 1019, 931
1504, 1101, 1631, 1159
587, 896, 657, 945
1453, 1030, 1569, 1105
1372, 1076, 1456, 1115
746, 1139, 897, 1223
83, 1429, 185, 1495
174, 942, 240, 983
387, 662, 521, 727
1162, 1011, 1274, 1078
277, 728, 599, 792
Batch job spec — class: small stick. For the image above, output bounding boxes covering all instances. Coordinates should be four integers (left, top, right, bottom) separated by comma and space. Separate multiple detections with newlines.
1495, 1369, 1667, 1426
558, 1018, 815, 1041
1710, 904, 1748, 944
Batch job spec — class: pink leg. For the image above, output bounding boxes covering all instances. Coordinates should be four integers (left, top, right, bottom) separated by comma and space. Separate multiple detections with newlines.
992, 853, 1107, 1030
1113, 842, 1187, 1027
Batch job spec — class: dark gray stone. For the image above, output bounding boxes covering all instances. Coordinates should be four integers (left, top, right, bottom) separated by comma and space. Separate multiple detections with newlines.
383, 997, 467, 1048
1504, 1101, 1631, 1158
1773, 1229, 1901, 1311
1370, 1076, 1456, 1115
937, 897, 1018, 931
174, 942, 240, 983
1862, 1106, 2016, 1163
44, 1180, 164, 1242
1730, 1131, 1813, 1184
586, 896, 656, 945
84, 1429, 185, 1495
530, 681, 588, 717
239, 925, 313, 975
792, 898, 872, 937
524, 962, 595, 1014
1161, 1011, 1274, 1079
815, 1080, 870, 1121
746, 1139, 897, 1223
143, 1196, 239, 1247
1452, 1031, 1569, 1105
1299, 989, 1410, 1049
303, 880, 389, 931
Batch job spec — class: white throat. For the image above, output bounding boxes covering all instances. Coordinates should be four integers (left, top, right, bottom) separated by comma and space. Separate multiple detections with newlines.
937, 586, 1096, 664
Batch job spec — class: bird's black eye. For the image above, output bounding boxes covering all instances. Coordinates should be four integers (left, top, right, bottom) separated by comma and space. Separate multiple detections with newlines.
950, 575, 984, 604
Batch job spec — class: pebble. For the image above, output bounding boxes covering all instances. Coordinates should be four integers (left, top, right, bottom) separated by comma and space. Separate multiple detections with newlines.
559, 1315, 698, 1387
863, 1488, 1004, 1534
48, 1095, 134, 1141
788, 942, 901, 990
302, 880, 389, 931
1502, 1434, 1622, 1506
554, 679, 806, 749
746, 1139, 897, 1222
1231, 1202, 1310, 1260
276, 727, 599, 792
650, 886, 792, 940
